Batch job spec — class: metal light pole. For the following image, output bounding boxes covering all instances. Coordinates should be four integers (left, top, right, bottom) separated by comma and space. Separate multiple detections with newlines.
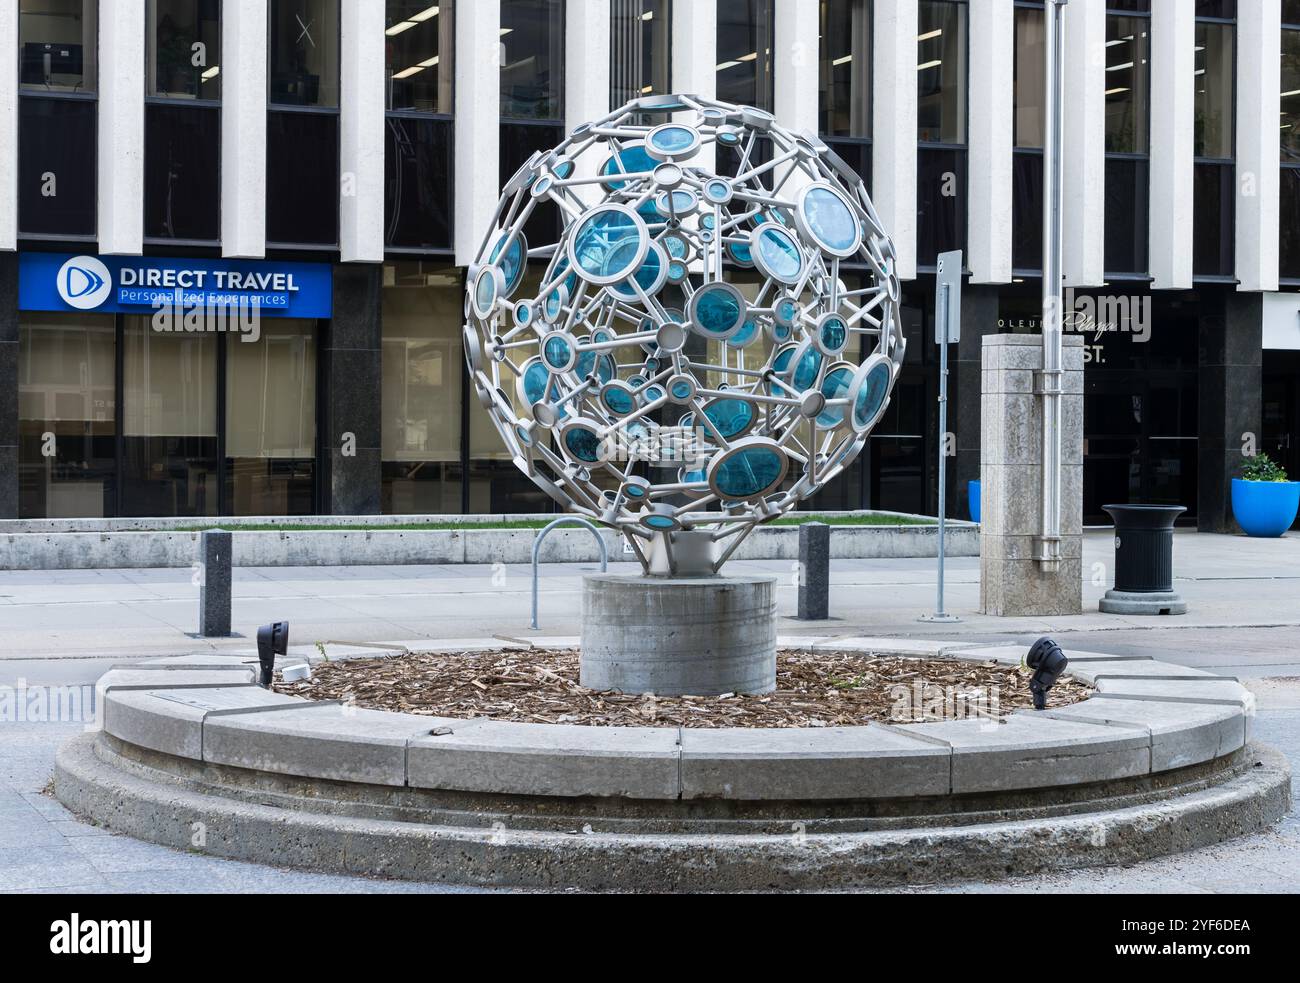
1038, 0, 1067, 572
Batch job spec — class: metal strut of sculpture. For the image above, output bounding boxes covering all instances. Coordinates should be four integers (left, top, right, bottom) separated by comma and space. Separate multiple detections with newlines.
464, 94, 905, 575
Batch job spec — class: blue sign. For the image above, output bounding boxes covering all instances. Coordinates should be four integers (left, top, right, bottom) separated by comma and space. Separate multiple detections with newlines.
18, 253, 334, 319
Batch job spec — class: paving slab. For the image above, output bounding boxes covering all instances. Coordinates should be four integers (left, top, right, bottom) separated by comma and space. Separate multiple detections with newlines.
96, 668, 258, 692
907, 713, 1152, 793
678, 725, 951, 800
1063, 659, 1227, 684
1093, 676, 1254, 707
202, 704, 448, 786
408, 721, 681, 799
1040, 697, 1246, 771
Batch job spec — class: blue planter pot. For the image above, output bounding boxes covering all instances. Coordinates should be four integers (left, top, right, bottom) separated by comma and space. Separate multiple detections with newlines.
1231, 478, 1300, 538
968, 480, 981, 523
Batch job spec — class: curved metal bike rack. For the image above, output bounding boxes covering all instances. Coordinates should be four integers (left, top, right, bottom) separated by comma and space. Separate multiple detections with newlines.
531, 517, 609, 630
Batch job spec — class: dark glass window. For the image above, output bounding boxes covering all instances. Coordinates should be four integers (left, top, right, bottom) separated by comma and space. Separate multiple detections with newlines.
610, 0, 671, 109
501, 0, 565, 120
385, 0, 454, 113
1284, 29, 1300, 164
917, 148, 965, 266
917, 0, 967, 144
501, 121, 564, 244
1287, 1, 1300, 27
1281, 167, 1300, 279
1194, 1, 1235, 17
267, 110, 338, 245
823, 140, 871, 194
19, 0, 97, 93
1012, 151, 1044, 272
269, 0, 340, 107
1194, 21, 1234, 160
144, 104, 220, 241
148, 0, 221, 99
717, 0, 774, 111
1105, 14, 1150, 153
18, 96, 97, 237
1104, 155, 1149, 274
1192, 162, 1234, 276
1014, 4, 1045, 149
385, 115, 454, 251
1107, 1, 1150, 12
820, 0, 871, 138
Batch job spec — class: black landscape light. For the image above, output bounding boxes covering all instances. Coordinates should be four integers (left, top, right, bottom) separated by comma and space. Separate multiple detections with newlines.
257, 621, 290, 687
1023, 636, 1069, 710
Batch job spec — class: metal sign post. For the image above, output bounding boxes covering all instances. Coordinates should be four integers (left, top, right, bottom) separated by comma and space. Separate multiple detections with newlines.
920, 250, 963, 624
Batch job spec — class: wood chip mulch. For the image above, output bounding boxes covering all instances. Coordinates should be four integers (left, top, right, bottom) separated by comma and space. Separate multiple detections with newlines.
273, 648, 1092, 728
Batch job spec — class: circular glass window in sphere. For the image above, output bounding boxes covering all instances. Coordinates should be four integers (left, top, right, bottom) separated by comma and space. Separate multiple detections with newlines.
653, 162, 683, 189
574, 338, 597, 380
727, 239, 755, 268
667, 260, 689, 284
642, 384, 666, 403
597, 353, 616, 383
699, 107, 727, 125
655, 188, 698, 219
515, 424, 535, 448
568, 205, 649, 286
703, 178, 733, 205
621, 476, 651, 502
707, 438, 789, 501
700, 213, 716, 231
771, 341, 799, 377
750, 222, 805, 286
628, 374, 647, 389
659, 230, 691, 261
702, 397, 757, 440
600, 144, 656, 191
796, 182, 862, 258
463, 325, 483, 372
472, 266, 505, 319
512, 300, 533, 328
552, 158, 575, 179
639, 506, 682, 532
687, 281, 747, 341
600, 380, 637, 416
646, 123, 701, 161
541, 332, 578, 373
560, 418, 607, 465
667, 376, 697, 404
772, 294, 799, 328
530, 176, 552, 199
815, 311, 850, 356
792, 342, 824, 391
847, 355, 895, 435
517, 357, 555, 411
608, 242, 668, 301
716, 126, 743, 147
544, 283, 568, 322
729, 317, 760, 347
489, 231, 528, 297
816, 362, 856, 428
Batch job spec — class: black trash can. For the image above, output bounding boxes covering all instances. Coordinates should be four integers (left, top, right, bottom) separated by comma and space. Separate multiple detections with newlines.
1099, 504, 1187, 615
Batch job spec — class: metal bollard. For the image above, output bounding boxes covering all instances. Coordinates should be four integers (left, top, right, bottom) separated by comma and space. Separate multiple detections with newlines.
198, 529, 232, 637
797, 522, 830, 621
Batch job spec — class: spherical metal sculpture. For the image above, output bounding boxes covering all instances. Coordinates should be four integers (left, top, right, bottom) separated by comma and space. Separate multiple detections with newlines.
464, 94, 905, 575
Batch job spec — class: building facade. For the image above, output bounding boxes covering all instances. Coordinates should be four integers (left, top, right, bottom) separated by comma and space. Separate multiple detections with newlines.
1, 0, 1297, 530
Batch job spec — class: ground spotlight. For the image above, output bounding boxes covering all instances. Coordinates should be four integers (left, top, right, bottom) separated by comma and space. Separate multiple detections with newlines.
1023, 636, 1068, 710
257, 621, 290, 687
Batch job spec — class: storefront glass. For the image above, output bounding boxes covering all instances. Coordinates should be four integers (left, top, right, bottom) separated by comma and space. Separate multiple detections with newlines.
381, 264, 463, 514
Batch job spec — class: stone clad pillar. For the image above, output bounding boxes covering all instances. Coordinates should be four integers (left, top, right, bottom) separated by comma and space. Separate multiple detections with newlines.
980, 335, 1084, 616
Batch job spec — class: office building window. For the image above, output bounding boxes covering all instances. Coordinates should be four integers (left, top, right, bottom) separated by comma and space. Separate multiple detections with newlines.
148, 0, 221, 99
819, 0, 871, 138
1105, 11, 1149, 154
1194, 20, 1234, 160
501, 0, 565, 120
18, 97, 97, 237
226, 322, 318, 515
121, 319, 219, 517
381, 264, 463, 514
386, 0, 454, 113
717, 0, 774, 111
269, 0, 340, 108
18, 316, 116, 519
19, 0, 97, 93
610, 0, 671, 109
1283, 25, 1300, 164
1014, 3, 1045, 149
917, 0, 966, 145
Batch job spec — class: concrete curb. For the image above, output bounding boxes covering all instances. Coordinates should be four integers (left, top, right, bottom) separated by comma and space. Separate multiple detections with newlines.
53, 734, 1291, 891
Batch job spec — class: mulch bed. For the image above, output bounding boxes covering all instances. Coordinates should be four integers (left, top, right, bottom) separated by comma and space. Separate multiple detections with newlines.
273, 648, 1092, 728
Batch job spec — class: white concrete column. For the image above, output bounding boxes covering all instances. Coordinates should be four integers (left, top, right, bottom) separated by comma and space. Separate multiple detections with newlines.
98, 1, 145, 254
0, 1, 17, 250
455, 0, 501, 265
967, 0, 1013, 284
1062, 0, 1106, 288
222, 0, 268, 258
1149, 0, 1195, 290
773, 0, 818, 135
672, 0, 716, 171
872, 0, 918, 281
565, 0, 611, 202
1236, 0, 1282, 293
339, 2, 385, 264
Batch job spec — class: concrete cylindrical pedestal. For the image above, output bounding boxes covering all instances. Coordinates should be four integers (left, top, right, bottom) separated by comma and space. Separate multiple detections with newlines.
580, 574, 777, 696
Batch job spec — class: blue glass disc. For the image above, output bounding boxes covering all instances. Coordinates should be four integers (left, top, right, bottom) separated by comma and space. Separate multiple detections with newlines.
714, 446, 784, 499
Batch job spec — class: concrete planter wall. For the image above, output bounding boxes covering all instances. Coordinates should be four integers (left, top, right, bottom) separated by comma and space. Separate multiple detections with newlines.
0, 512, 976, 571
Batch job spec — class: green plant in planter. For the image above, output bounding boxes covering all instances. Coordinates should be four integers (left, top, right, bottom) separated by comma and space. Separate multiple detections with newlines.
1239, 453, 1290, 483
